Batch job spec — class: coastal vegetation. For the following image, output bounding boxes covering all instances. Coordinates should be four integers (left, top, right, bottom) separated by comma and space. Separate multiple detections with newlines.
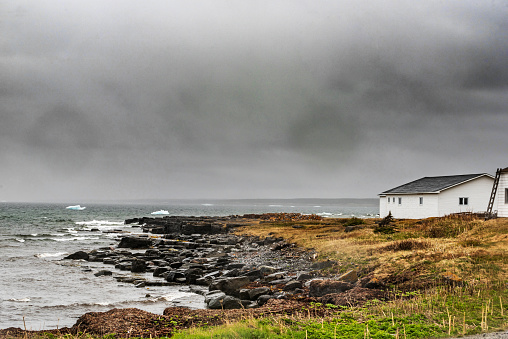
2, 214, 507, 338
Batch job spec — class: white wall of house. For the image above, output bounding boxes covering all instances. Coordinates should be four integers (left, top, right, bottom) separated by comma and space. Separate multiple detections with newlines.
437, 176, 494, 217
497, 172, 508, 217
380, 194, 438, 219
379, 196, 388, 218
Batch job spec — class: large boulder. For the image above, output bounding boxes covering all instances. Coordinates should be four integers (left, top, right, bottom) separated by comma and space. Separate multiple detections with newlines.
64, 251, 89, 260
118, 236, 152, 249
208, 295, 242, 309
309, 279, 354, 297
209, 276, 250, 297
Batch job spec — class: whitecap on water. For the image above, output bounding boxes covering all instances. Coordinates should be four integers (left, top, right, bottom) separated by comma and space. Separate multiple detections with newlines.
75, 220, 124, 226
50, 236, 100, 242
151, 210, 169, 215
35, 252, 67, 258
8, 298, 30, 302
15, 239, 25, 243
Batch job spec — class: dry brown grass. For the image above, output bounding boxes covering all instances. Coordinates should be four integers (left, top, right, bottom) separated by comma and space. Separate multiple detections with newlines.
235, 215, 508, 290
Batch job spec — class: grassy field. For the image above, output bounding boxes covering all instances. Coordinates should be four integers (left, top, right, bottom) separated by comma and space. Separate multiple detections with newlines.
5, 215, 507, 338
172, 214, 508, 338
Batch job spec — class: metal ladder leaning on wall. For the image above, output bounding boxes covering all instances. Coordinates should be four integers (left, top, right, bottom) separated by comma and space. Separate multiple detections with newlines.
486, 168, 501, 220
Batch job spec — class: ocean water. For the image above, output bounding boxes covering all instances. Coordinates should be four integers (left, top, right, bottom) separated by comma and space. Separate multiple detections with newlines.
0, 199, 378, 330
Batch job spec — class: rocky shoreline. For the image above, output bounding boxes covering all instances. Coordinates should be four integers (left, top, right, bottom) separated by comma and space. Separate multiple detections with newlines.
0, 213, 387, 338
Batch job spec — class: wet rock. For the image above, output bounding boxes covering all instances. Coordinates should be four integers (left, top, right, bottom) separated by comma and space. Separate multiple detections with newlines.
118, 236, 153, 249
153, 267, 169, 277
94, 270, 112, 277
309, 279, 354, 297
164, 271, 186, 283
169, 262, 184, 269
185, 268, 203, 284
64, 251, 89, 260
131, 259, 147, 273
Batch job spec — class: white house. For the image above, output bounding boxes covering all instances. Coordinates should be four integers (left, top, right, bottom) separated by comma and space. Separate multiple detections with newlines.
379, 173, 495, 219
497, 168, 508, 217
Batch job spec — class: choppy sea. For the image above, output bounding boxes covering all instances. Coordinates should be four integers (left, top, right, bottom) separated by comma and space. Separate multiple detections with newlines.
0, 199, 378, 330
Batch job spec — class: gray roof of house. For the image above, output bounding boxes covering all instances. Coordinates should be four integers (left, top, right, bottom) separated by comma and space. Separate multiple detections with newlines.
380, 173, 493, 195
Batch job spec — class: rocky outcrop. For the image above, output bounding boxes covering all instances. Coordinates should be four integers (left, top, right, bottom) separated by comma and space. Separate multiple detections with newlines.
63, 215, 386, 311
117, 236, 153, 249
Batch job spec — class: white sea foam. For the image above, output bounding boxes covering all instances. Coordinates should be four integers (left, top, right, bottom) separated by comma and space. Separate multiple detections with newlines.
269, 205, 282, 207
151, 210, 169, 215
51, 237, 100, 242
317, 212, 343, 218
160, 291, 195, 301
75, 220, 124, 226
8, 298, 30, 302
201, 204, 214, 206
31, 233, 38, 236
95, 301, 111, 306
15, 239, 25, 243
35, 252, 67, 258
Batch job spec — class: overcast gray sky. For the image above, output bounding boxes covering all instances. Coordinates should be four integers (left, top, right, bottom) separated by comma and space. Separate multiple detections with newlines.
1, 0, 507, 202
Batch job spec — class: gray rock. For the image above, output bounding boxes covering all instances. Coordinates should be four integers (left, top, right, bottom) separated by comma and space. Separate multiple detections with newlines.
131, 259, 147, 273
153, 267, 169, 277
204, 290, 226, 304
94, 270, 112, 277
208, 295, 243, 309
209, 276, 250, 297
297, 272, 312, 281
248, 287, 271, 300
118, 236, 153, 249
64, 251, 89, 260
241, 269, 263, 281
283, 280, 302, 291
256, 294, 272, 306
265, 271, 287, 282
268, 278, 292, 285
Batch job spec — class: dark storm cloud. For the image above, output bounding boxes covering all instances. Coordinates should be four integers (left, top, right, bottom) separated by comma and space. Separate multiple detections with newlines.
1, 0, 508, 201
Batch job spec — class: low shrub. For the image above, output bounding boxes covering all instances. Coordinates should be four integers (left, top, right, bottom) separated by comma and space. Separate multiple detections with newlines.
343, 217, 365, 227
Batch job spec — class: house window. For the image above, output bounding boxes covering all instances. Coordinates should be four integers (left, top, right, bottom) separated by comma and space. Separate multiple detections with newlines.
419, 197, 423, 205
459, 197, 469, 205
505, 189, 508, 204
398, 197, 402, 205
